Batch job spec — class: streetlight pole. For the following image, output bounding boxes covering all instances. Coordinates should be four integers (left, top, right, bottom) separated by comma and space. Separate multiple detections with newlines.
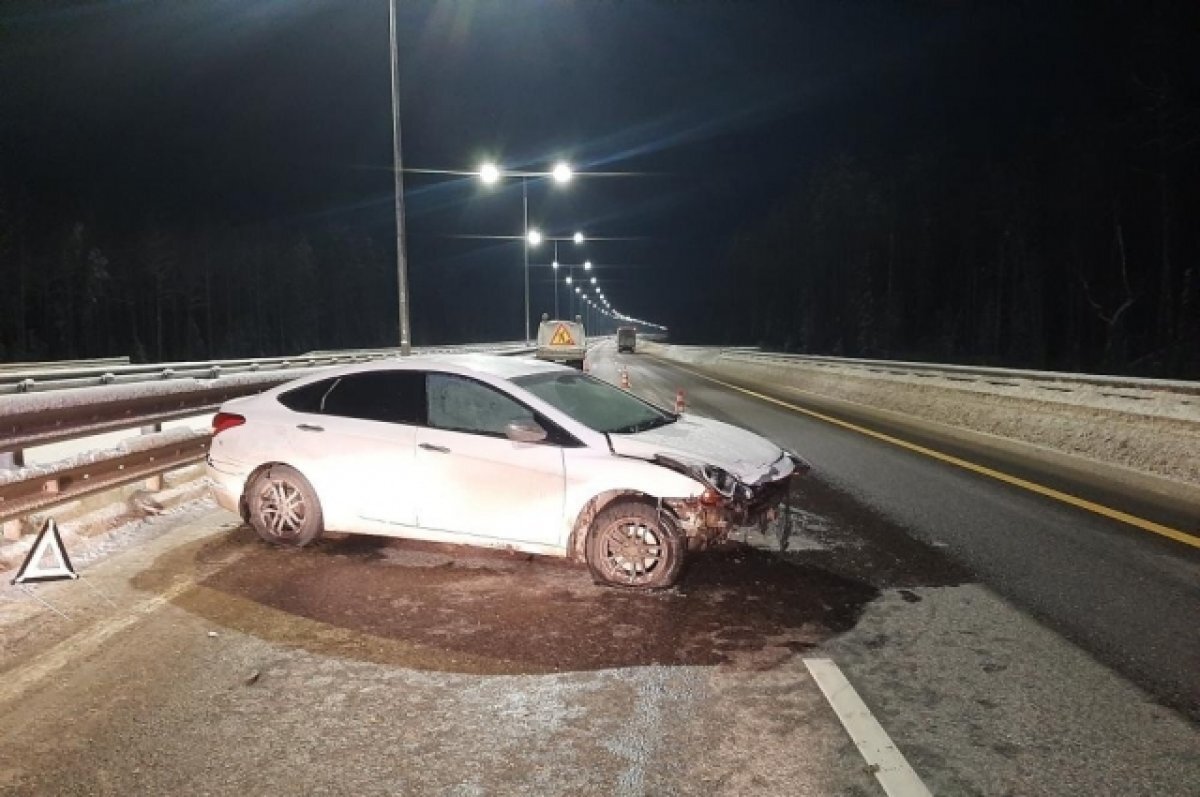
553, 241, 559, 319
387, 0, 411, 355
522, 176, 530, 343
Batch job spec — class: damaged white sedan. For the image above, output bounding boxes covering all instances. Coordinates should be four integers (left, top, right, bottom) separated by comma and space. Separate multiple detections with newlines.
207, 354, 808, 589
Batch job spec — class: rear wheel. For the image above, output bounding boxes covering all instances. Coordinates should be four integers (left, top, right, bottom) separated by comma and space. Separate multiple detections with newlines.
246, 464, 324, 547
586, 500, 685, 589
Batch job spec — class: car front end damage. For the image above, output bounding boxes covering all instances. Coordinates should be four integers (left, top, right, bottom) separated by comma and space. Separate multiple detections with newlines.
658, 451, 811, 551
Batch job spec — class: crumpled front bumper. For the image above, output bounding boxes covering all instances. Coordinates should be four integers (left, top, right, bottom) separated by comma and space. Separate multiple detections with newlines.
664, 452, 810, 550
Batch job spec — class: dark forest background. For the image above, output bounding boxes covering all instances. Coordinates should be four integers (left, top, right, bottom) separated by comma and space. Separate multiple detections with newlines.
1, 1, 1198, 377
703, 3, 1200, 378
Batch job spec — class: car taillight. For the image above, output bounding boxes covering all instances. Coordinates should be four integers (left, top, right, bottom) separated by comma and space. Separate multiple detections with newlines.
212, 412, 245, 436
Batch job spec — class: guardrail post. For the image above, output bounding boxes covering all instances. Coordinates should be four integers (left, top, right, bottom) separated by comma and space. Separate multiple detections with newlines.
141, 424, 164, 491
1, 450, 24, 540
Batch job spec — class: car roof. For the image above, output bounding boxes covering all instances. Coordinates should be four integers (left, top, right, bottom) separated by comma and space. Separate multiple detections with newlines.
281, 352, 571, 387
426, 353, 570, 379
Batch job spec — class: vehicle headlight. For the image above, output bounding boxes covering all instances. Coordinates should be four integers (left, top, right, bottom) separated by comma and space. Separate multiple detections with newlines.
701, 464, 738, 497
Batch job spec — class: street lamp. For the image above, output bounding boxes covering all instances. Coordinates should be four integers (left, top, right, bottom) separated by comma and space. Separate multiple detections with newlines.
479, 162, 501, 185
387, 0, 411, 355
583, 260, 592, 271
478, 162, 573, 342
573, 231, 585, 244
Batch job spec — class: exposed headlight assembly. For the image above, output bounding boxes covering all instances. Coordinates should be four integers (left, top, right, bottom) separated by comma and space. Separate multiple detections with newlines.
701, 464, 738, 497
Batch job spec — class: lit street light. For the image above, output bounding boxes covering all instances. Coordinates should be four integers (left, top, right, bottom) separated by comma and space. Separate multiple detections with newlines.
573, 231, 585, 244
478, 161, 573, 342
584, 260, 592, 271
479, 162, 501, 185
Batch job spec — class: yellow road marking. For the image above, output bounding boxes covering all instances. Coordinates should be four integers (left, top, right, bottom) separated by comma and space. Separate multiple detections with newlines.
656, 357, 1200, 550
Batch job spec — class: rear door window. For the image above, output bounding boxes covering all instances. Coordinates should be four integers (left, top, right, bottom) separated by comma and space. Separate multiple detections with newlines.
319, 371, 426, 425
277, 378, 337, 413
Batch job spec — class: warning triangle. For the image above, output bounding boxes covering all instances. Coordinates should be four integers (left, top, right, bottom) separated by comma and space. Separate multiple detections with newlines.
549, 324, 575, 346
11, 518, 78, 585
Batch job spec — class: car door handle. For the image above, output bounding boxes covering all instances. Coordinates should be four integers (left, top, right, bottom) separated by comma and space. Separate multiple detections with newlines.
296, 423, 324, 432
419, 442, 450, 454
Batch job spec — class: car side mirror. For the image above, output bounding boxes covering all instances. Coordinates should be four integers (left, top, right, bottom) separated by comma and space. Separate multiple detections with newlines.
505, 419, 547, 443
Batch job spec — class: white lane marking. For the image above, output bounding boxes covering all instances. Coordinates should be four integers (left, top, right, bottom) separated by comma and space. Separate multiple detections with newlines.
804, 658, 933, 797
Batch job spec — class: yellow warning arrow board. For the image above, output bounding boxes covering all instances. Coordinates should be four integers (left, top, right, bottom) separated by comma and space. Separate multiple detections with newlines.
549, 324, 576, 346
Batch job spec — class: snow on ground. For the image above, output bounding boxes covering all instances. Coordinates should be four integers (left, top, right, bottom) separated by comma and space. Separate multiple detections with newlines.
64, 495, 218, 571
0, 495, 219, 595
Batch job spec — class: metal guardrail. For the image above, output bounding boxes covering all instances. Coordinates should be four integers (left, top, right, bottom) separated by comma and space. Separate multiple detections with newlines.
0, 343, 536, 395
0, 431, 210, 525
0, 356, 131, 373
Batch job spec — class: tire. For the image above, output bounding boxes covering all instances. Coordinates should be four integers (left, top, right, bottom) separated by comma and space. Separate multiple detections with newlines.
569, 359, 585, 370
246, 464, 324, 547
586, 500, 685, 589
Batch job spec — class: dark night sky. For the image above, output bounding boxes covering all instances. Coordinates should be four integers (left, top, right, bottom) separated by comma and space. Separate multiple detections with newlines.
1, 0, 1090, 341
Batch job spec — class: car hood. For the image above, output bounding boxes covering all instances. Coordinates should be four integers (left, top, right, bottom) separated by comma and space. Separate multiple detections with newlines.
609, 414, 789, 485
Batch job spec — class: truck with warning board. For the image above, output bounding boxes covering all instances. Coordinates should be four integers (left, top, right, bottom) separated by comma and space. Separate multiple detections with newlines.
535, 314, 586, 370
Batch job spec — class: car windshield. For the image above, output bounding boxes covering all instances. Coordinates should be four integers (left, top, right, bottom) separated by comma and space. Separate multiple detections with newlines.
511, 371, 676, 434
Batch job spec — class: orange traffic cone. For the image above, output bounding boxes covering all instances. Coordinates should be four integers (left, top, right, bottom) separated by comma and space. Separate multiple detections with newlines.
620, 369, 630, 390
674, 389, 686, 413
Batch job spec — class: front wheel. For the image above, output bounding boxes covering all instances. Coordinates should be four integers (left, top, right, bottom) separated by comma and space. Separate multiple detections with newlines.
586, 500, 685, 589
246, 464, 324, 547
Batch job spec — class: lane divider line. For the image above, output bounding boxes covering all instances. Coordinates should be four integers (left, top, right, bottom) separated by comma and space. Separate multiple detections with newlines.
804, 658, 933, 797
657, 357, 1200, 550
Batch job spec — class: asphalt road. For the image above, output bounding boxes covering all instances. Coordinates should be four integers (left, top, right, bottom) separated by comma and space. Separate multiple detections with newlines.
598, 343, 1200, 722
0, 342, 1197, 796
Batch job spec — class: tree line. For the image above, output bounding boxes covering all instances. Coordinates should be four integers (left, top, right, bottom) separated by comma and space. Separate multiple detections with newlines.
689, 2, 1200, 379
0, 202, 408, 364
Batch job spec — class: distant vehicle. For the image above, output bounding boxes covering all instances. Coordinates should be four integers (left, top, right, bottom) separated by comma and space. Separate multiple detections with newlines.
535, 314, 586, 370
207, 354, 809, 589
617, 326, 637, 353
